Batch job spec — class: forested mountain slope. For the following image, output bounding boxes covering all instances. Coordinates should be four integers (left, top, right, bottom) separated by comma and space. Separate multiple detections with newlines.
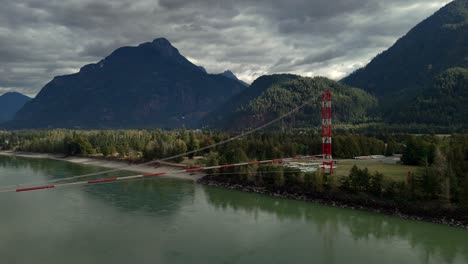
203, 74, 377, 129
342, 0, 468, 125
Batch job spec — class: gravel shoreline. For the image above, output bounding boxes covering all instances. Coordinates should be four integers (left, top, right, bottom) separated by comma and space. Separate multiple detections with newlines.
0, 151, 204, 181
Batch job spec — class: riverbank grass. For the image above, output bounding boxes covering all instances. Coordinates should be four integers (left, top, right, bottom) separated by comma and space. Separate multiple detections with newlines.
333, 159, 420, 181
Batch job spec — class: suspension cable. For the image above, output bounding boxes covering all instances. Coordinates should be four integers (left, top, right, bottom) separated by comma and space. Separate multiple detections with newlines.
0, 155, 322, 193
0, 98, 318, 191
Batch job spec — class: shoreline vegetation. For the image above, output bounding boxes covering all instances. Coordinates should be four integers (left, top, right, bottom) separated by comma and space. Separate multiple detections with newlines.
0, 130, 467, 228
198, 175, 468, 229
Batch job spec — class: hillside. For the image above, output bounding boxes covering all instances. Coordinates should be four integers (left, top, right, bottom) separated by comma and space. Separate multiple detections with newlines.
342, 0, 468, 125
6, 38, 245, 129
385, 67, 468, 125
202, 74, 377, 130
0, 92, 31, 123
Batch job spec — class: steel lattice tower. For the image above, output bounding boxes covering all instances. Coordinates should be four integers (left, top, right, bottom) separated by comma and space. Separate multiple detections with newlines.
321, 90, 333, 174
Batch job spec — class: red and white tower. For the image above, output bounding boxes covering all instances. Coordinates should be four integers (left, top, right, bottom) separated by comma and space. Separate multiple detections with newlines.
321, 90, 333, 174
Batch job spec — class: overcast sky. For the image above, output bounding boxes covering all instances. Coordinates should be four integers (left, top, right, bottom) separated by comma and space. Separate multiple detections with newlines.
0, 0, 451, 96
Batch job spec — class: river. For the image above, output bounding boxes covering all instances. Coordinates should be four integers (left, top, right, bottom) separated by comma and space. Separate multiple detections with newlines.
0, 155, 467, 264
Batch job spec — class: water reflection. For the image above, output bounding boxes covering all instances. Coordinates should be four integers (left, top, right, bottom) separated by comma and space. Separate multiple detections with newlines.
203, 186, 468, 264
84, 178, 195, 214
0, 155, 107, 181
3, 155, 468, 264
0, 155, 195, 216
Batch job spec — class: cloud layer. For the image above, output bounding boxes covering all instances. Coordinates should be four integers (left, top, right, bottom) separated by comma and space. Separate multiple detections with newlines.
0, 0, 451, 96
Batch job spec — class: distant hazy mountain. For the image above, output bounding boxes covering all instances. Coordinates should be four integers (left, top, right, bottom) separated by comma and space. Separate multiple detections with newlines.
7, 38, 245, 129
203, 74, 377, 129
220, 70, 249, 87
0, 92, 31, 123
342, 0, 468, 125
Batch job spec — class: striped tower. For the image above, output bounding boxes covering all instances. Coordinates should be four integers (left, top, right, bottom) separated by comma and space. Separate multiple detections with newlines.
321, 90, 333, 174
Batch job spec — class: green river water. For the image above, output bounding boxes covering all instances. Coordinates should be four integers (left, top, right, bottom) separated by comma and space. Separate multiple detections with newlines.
0, 155, 467, 264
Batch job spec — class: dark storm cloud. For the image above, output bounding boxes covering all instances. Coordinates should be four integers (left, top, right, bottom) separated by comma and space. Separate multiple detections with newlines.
0, 0, 451, 96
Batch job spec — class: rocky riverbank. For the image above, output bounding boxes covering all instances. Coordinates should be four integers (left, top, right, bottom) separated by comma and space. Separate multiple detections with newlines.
198, 175, 468, 229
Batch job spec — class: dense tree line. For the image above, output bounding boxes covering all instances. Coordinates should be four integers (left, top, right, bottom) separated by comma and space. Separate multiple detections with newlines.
399, 134, 468, 205
0, 129, 390, 161
204, 158, 468, 220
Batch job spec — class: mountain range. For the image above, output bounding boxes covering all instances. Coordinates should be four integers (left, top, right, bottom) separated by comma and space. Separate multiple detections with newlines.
2, 0, 467, 130
213, 0, 467, 130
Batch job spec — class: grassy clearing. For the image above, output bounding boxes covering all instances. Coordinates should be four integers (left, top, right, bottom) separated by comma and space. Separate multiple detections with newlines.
333, 159, 420, 181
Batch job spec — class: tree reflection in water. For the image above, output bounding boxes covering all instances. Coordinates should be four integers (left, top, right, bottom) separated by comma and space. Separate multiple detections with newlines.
203, 186, 468, 264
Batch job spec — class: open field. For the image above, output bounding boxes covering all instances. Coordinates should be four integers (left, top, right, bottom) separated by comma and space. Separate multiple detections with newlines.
333, 159, 420, 181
